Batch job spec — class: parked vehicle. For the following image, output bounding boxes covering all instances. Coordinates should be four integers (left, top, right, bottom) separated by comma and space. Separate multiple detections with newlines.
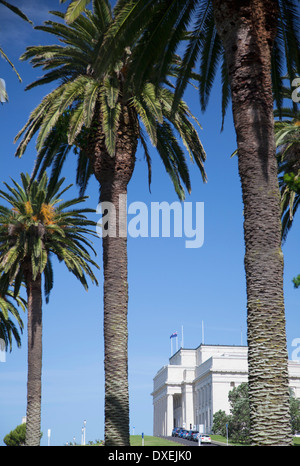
178, 429, 188, 438
186, 430, 198, 441
182, 430, 189, 439
199, 434, 211, 443
172, 427, 182, 437
191, 431, 199, 441
193, 432, 211, 443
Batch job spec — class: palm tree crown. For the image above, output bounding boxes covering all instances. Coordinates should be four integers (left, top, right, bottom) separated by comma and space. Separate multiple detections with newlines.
14, 6, 207, 200
63, 0, 300, 126
0, 172, 99, 299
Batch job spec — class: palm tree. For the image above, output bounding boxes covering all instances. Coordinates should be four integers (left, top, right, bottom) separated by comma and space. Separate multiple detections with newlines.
74, 0, 300, 445
0, 172, 99, 446
0, 278, 25, 352
0, 1, 32, 102
13, 3, 207, 446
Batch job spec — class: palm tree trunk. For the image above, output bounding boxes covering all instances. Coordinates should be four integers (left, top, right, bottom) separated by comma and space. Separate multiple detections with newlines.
24, 266, 42, 446
90, 104, 138, 446
213, 0, 293, 445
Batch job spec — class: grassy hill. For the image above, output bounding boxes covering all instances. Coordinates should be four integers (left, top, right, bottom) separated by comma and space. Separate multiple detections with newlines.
129, 435, 180, 446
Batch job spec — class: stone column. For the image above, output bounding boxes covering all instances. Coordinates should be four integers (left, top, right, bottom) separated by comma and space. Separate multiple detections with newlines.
183, 384, 194, 430
166, 394, 174, 436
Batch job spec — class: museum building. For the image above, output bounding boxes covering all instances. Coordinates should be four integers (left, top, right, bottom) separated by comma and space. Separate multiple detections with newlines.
152, 344, 300, 436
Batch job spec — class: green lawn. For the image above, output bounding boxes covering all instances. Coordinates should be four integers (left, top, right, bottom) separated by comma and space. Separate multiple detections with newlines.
210, 434, 239, 445
293, 436, 300, 446
129, 435, 180, 447
102, 434, 300, 447
210, 434, 300, 446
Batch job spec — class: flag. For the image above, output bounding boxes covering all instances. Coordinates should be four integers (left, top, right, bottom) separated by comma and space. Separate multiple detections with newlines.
170, 332, 178, 339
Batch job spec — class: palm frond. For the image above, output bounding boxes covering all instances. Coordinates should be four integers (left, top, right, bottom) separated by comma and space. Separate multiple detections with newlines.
16, 4, 207, 208
93, 0, 112, 30
170, 2, 211, 114
0, 1, 32, 23
156, 121, 191, 200
0, 47, 21, 82
99, 88, 121, 156
60, 0, 90, 24
131, 95, 158, 146
196, 5, 221, 111
138, 128, 152, 192
0, 274, 25, 351
35, 77, 89, 152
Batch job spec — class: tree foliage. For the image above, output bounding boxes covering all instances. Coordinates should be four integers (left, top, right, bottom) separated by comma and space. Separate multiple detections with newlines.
0, 281, 25, 351
212, 383, 300, 443
227, 383, 250, 444
293, 275, 300, 288
0, 172, 99, 302
3, 423, 26, 446
290, 389, 300, 433
275, 83, 300, 288
62, 0, 300, 126
211, 409, 230, 438
14, 6, 207, 201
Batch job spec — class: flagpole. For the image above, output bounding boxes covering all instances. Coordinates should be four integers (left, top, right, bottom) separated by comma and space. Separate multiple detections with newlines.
181, 325, 184, 348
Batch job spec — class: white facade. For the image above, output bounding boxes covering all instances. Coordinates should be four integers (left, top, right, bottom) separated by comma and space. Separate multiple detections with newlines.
152, 344, 300, 436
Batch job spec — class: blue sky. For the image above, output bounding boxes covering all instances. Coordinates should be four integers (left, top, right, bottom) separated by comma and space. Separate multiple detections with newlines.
0, 1, 299, 446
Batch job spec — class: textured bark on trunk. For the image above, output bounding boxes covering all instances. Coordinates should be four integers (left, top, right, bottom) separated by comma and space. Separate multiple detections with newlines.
213, 0, 292, 445
24, 267, 42, 447
89, 104, 138, 446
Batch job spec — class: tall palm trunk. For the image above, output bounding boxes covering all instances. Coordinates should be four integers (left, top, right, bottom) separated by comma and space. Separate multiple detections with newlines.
213, 0, 292, 445
90, 104, 138, 446
23, 265, 42, 446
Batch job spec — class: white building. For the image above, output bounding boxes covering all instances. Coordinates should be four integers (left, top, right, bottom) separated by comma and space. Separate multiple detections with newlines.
152, 344, 300, 436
